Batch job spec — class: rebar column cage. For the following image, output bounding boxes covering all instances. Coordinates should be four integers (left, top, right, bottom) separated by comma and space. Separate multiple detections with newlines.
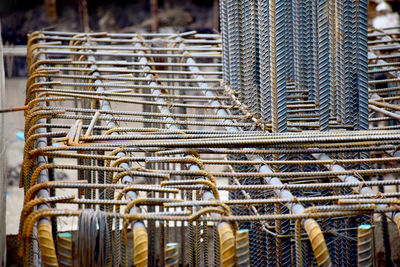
18, 1, 400, 267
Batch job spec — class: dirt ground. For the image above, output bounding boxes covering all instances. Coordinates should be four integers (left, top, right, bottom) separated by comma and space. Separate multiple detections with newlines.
4, 78, 26, 235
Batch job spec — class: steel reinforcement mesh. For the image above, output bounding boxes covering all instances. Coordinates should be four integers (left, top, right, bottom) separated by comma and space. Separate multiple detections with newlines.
16, 2, 400, 267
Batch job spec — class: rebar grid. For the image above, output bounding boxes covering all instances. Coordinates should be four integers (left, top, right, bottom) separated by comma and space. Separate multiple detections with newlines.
16, 4, 400, 267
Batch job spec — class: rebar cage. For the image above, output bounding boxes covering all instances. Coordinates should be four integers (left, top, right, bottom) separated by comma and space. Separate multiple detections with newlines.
18, 0, 400, 266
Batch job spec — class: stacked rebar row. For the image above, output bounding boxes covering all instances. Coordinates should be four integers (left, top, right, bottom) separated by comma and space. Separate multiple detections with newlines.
220, 0, 369, 132
17, 5, 400, 267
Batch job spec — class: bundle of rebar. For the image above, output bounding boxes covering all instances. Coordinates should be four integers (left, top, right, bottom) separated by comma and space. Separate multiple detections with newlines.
17, 1, 400, 266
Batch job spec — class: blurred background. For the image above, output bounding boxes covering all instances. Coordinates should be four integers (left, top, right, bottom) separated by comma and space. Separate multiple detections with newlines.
1, 0, 220, 77
0, 0, 399, 77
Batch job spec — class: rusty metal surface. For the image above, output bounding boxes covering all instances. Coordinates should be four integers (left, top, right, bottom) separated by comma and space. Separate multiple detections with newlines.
15, 4, 400, 267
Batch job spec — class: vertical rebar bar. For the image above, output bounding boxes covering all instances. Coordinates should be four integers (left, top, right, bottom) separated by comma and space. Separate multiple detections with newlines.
258, 0, 271, 123
272, 0, 288, 133
295, 220, 302, 267
227, 0, 242, 94
356, 0, 369, 131
165, 242, 179, 267
318, 0, 332, 131
235, 229, 250, 267
220, 0, 230, 86
357, 224, 374, 267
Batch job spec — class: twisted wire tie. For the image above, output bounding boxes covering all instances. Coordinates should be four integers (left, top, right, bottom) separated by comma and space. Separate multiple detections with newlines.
78, 54, 88, 62
328, 159, 338, 171
250, 149, 258, 159
308, 204, 317, 214
262, 123, 269, 132
357, 181, 367, 193
227, 89, 238, 97
282, 183, 290, 191
183, 51, 192, 59
241, 112, 254, 122
376, 191, 386, 199
353, 170, 365, 181
253, 118, 264, 128
141, 67, 150, 76
392, 144, 400, 156
185, 149, 201, 159
174, 130, 190, 139
133, 167, 157, 173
